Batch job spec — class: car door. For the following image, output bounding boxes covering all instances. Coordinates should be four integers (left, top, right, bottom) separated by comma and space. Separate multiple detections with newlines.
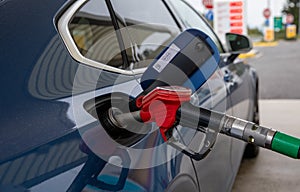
221, 57, 257, 173
164, 0, 237, 191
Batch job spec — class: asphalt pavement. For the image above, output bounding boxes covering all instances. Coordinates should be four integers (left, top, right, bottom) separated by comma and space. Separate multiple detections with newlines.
232, 40, 300, 192
246, 40, 300, 99
232, 100, 300, 192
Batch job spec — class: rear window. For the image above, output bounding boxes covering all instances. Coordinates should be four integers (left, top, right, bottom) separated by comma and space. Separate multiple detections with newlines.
69, 0, 125, 69
65, 0, 181, 72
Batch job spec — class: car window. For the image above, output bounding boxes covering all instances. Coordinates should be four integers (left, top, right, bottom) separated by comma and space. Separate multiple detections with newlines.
110, 0, 181, 69
166, 0, 225, 53
68, 0, 128, 69
67, 0, 181, 71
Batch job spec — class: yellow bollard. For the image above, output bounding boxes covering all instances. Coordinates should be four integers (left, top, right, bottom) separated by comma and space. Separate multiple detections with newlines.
264, 28, 274, 42
286, 24, 297, 39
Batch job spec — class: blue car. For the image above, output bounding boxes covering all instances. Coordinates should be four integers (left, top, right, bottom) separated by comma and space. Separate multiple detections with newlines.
0, 0, 259, 191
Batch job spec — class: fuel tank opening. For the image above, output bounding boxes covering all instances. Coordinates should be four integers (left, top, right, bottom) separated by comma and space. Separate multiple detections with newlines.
84, 92, 149, 147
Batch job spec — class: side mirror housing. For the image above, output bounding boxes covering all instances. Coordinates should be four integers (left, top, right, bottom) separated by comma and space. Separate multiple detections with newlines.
225, 33, 252, 54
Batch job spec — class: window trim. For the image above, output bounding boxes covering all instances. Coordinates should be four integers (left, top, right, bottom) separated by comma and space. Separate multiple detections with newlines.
57, 0, 145, 75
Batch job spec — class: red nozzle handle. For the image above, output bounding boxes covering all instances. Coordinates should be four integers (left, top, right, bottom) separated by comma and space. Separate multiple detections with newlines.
138, 86, 191, 141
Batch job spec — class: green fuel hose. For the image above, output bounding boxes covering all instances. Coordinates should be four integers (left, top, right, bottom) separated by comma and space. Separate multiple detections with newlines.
218, 113, 300, 159
271, 132, 300, 159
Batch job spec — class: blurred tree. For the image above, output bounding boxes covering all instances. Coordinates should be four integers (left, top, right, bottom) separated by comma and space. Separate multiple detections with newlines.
282, 0, 299, 32
247, 27, 263, 36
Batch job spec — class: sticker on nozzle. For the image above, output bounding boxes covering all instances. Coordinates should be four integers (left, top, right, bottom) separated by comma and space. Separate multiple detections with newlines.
152, 43, 180, 73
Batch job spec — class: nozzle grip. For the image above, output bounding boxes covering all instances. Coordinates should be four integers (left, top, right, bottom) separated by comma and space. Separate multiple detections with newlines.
271, 132, 300, 159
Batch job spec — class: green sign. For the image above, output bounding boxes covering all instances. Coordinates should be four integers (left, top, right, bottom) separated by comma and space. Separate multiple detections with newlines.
274, 17, 283, 31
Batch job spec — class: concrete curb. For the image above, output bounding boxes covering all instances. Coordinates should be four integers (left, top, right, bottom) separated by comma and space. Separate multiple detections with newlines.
253, 41, 278, 47
238, 49, 259, 59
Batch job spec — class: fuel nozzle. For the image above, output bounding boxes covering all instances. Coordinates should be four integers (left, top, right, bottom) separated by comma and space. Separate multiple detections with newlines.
108, 85, 300, 160
108, 86, 220, 160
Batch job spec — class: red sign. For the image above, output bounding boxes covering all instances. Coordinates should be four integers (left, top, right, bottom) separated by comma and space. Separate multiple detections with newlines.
230, 15, 243, 20
230, 22, 243, 27
230, 1, 243, 7
230, 9, 243, 14
286, 14, 294, 24
231, 29, 243, 34
203, 0, 213, 9
263, 8, 271, 18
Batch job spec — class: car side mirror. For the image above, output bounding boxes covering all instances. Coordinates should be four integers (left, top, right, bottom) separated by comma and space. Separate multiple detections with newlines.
225, 33, 252, 54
